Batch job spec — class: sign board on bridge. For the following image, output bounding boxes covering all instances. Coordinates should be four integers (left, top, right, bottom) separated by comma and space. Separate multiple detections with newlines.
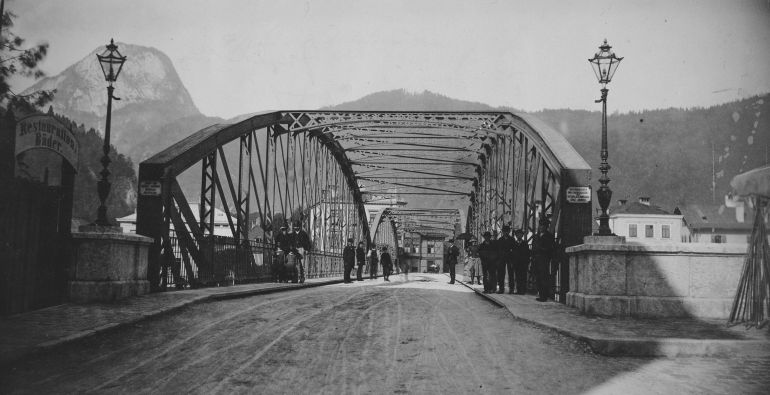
566, 186, 591, 203
139, 181, 162, 196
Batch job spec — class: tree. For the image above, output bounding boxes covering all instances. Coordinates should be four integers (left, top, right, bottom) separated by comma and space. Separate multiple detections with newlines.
0, 0, 55, 112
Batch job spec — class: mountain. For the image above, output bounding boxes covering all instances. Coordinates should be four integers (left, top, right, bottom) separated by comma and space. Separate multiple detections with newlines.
22, 43, 214, 166
320, 89, 503, 112
324, 89, 770, 211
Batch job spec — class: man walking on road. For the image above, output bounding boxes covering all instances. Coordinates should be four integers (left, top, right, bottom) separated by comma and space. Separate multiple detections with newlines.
532, 218, 556, 301
356, 242, 366, 281
496, 225, 514, 294
369, 248, 379, 280
343, 238, 356, 283
445, 239, 460, 284
478, 231, 497, 293
512, 228, 530, 294
380, 246, 393, 281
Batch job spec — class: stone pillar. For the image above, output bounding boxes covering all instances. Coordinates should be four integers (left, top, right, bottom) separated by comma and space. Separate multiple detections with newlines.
567, 239, 747, 319
69, 227, 152, 302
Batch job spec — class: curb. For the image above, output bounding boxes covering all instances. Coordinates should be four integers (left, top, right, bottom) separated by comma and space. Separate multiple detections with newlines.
1, 279, 344, 368
457, 279, 768, 358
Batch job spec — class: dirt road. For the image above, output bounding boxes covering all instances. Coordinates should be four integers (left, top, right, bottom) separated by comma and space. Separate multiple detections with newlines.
1, 273, 767, 394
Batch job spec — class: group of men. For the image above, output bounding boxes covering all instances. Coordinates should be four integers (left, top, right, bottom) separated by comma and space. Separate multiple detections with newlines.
459, 219, 556, 302
273, 222, 312, 283
342, 239, 395, 283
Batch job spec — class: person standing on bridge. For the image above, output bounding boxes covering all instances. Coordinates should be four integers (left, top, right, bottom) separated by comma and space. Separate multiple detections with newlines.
496, 225, 514, 294
343, 238, 356, 283
356, 242, 366, 281
274, 225, 292, 282
380, 246, 393, 281
445, 239, 460, 284
291, 221, 311, 283
532, 218, 556, 302
369, 247, 379, 280
478, 231, 497, 293
512, 228, 531, 294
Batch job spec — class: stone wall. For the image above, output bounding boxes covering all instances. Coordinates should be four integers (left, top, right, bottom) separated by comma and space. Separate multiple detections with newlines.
69, 231, 152, 302
566, 237, 747, 319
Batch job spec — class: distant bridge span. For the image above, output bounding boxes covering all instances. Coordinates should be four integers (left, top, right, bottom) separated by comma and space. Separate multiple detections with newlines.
137, 111, 591, 298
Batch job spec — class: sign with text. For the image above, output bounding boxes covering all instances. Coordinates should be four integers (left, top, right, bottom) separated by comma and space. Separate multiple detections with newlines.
139, 180, 162, 196
566, 186, 591, 203
15, 114, 79, 169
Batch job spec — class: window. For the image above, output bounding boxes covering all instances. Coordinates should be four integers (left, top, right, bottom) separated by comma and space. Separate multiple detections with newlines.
711, 235, 725, 243
645, 225, 654, 238
662, 225, 670, 239
628, 224, 637, 238
427, 243, 434, 254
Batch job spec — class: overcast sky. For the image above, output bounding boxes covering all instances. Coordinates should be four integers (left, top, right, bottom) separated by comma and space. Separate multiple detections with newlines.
8, 0, 770, 119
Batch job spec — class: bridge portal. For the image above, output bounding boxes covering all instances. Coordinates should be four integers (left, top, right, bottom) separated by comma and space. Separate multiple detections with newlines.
137, 111, 591, 299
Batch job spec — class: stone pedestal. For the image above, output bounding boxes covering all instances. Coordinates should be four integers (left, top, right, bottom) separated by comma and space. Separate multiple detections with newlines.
566, 240, 747, 319
69, 227, 152, 303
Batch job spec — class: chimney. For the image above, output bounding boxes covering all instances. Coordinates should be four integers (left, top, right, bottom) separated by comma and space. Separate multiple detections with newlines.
618, 199, 627, 206
638, 197, 651, 206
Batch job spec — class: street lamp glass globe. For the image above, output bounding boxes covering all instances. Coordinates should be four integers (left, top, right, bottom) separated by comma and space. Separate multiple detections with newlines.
97, 39, 127, 84
589, 39, 623, 84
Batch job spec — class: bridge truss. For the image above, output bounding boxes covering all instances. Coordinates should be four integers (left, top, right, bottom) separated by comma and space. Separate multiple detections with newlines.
137, 111, 591, 299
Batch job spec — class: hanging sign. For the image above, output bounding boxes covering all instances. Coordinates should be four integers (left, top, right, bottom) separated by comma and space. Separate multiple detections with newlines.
566, 186, 591, 203
15, 114, 79, 169
139, 180, 162, 196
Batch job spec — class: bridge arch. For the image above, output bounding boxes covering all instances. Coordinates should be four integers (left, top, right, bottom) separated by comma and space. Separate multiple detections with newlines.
137, 110, 591, 297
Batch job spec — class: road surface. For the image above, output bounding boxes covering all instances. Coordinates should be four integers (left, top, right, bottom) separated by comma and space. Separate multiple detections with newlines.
1, 273, 767, 394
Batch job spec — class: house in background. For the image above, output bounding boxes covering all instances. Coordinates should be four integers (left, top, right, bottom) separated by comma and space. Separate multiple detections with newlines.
116, 203, 233, 237
678, 197, 754, 244
608, 197, 684, 242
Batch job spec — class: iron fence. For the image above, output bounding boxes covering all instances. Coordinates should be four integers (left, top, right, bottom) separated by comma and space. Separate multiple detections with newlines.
163, 235, 343, 289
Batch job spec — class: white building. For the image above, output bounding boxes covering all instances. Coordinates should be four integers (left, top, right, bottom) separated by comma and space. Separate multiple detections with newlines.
608, 197, 684, 243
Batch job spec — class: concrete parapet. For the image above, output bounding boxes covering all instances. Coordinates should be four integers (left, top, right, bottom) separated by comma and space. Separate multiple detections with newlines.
566, 240, 746, 319
69, 230, 152, 303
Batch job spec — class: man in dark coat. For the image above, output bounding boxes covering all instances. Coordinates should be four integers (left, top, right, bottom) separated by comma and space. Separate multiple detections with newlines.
380, 246, 393, 281
445, 239, 460, 284
369, 248, 379, 280
343, 238, 356, 283
290, 221, 311, 283
512, 228, 530, 294
532, 219, 556, 301
496, 225, 514, 294
356, 242, 366, 281
273, 226, 291, 282
478, 231, 497, 293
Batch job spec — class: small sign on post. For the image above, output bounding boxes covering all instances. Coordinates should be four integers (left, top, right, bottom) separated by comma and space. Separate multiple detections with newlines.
566, 186, 591, 203
139, 180, 162, 196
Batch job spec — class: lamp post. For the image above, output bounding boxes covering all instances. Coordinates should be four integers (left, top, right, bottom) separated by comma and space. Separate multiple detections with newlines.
95, 39, 126, 227
589, 39, 623, 236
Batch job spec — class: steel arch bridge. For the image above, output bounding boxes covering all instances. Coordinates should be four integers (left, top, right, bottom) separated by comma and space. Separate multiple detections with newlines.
137, 111, 591, 299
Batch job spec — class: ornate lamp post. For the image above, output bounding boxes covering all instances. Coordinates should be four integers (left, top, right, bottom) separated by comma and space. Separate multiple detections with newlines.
95, 39, 126, 226
589, 39, 623, 236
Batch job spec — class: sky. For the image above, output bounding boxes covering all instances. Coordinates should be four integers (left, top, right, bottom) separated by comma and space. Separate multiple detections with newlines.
7, 0, 770, 119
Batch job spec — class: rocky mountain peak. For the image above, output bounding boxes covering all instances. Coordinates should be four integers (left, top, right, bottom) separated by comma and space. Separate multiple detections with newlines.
23, 43, 202, 165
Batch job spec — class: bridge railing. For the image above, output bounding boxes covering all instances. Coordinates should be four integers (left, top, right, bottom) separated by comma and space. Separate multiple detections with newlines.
164, 235, 343, 289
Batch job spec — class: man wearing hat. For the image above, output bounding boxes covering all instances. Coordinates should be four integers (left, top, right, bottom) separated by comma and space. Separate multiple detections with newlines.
477, 231, 497, 293
512, 228, 530, 294
274, 225, 292, 282
290, 221, 311, 283
343, 238, 356, 283
532, 218, 556, 301
496, 225, 515, 294
445, 238, 460, 284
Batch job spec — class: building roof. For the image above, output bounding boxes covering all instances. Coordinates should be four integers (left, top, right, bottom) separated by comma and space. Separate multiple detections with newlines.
609, 201, 673, 216
679, 204, 753, 231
